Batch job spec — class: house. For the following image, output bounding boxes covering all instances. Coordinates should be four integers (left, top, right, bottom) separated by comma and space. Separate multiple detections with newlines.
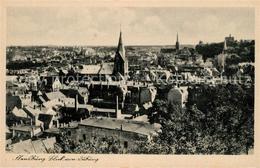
52, 77, 62, 91
79, 62, 114, 77
62, 117, 161, 151
23, 106, 44, 126
11, 106, 29, 119
44, 91, 66, 101
167, 86, 188, 107
38, 107, 59, 129
149, 69, 172, 82
59, 87, 89, 104
139, 86, 157, 104
6, 81, 29, 96
6, 95, 22, 113
10, 125, 42, 141
7, 137, 56, 153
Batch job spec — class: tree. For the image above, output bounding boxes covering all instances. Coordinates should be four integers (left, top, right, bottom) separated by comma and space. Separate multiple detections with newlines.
185, 84, 254, 154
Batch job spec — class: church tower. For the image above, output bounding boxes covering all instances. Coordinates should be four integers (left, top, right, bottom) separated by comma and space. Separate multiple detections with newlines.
218, 39, 228, 74
175, 33, 180, 51
113, 29, 128, 79
223, 39, 228, 54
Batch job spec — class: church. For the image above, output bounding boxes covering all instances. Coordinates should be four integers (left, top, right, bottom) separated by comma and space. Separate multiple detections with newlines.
76, 30, 156, 119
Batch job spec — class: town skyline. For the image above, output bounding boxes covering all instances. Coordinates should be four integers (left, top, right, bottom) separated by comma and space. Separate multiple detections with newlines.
7, 7, 254, 46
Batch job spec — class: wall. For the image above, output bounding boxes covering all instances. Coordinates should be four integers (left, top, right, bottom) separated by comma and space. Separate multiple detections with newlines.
64, 125, 148, 151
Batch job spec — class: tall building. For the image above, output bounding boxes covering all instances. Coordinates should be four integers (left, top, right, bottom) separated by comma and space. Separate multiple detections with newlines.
113, 30, 128, 79
175, 33, 180, 51
223, 39, 228, 54
225, 34, 235, 44
217, 39, 228, 73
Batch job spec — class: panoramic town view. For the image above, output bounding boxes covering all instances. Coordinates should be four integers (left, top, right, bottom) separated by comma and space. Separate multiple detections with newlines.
6, 7, 254, 154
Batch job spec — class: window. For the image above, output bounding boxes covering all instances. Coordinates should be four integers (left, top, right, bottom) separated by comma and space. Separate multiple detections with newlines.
83, 134, 86, 140
67, 131, 71, 136
124, 141, 128, 149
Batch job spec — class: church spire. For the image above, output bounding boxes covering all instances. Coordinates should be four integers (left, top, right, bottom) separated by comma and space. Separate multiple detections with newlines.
113, 26, 128, 79
223, 39, 227, 54
116, 26, 125, 61
176, 32, 180, 51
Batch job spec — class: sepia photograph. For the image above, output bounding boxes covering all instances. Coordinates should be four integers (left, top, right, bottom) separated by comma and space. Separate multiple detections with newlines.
4, 6, 255, 156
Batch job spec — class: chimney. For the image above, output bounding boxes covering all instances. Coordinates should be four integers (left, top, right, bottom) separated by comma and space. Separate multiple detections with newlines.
75, 94, 78, 112
40, 123, 44, 131
12, 129, 15, 138
120, 124, 123, 131
115, 95, 121, 119
31, 127, 34, 137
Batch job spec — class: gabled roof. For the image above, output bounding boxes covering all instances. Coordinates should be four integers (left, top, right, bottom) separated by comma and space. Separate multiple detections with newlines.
12, 106, 28, 118
23, 106, 42, 117
41, 107, 57, 115
45, 91, 66, 101
99, 63, 114, 75
80, 65, 101, 74
37, 90, 43, 96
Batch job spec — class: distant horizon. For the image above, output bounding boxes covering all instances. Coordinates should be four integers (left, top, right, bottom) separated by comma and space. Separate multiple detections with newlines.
7, 44, 193, 47
6, 38, 254, 48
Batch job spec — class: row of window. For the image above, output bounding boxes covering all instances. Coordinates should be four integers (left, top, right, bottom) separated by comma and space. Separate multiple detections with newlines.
66, 130, 128, 148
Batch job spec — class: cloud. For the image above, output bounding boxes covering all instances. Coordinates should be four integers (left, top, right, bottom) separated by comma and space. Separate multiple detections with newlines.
6, 7, 254, 45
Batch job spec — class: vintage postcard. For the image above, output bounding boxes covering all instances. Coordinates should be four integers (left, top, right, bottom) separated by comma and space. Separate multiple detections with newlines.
0, 0, 259, 167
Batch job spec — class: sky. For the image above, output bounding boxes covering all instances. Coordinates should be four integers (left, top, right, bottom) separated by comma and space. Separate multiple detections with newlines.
7, 7, 254, 46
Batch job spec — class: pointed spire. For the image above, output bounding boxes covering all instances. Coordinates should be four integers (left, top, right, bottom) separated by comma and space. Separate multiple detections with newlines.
113, 25, 128, 78
175, 32, 180, 51
116, 26, 125, 61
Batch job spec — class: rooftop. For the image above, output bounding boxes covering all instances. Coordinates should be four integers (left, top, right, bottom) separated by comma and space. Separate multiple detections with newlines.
80, 62, 114, 75
7, 137, 56, 153
12, 106, 28, 118
79, 117, 161, 136
10, 125, 41, 132
45, 91, 66, 101
24, 106, 43, 116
